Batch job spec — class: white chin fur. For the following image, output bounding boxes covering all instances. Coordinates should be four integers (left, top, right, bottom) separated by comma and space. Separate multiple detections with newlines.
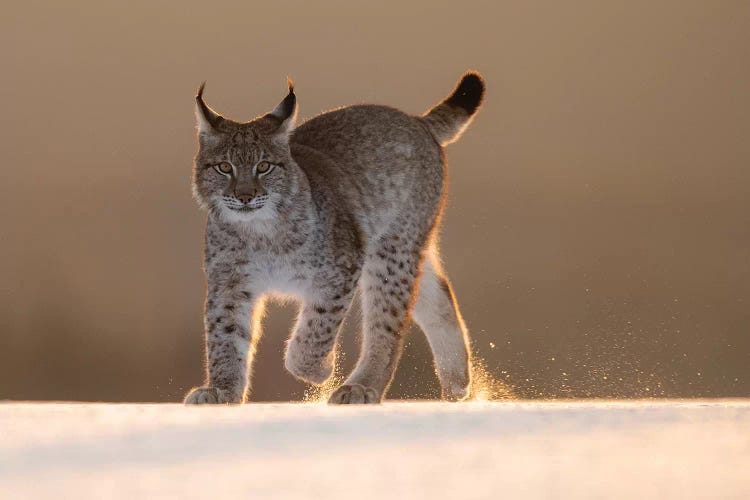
217, 198, 278, 227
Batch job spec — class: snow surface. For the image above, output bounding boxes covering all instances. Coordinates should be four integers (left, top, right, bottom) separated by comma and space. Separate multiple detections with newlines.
1, 401, 749, 499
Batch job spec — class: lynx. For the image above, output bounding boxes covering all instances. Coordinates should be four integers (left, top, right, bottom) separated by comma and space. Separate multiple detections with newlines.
184, 72, 485, 404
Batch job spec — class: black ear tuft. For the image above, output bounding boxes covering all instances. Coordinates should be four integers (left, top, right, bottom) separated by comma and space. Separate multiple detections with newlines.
195, 81, 224, 129
446, 72, 485, 115
270, 77, 298, 131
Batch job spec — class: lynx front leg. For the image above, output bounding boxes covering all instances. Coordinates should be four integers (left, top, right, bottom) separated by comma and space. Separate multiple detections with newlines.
184, 285, 262, 404
285, 288, 356, 385
329, 237, 424, 404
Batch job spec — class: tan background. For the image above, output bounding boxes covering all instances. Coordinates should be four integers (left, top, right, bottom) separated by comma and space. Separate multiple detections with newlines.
1, 1, 748, 401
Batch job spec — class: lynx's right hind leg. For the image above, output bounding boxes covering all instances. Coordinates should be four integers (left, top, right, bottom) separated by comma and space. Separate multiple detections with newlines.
412, 250, 471, 401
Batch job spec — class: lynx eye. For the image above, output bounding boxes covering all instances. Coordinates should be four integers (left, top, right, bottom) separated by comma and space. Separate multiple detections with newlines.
214, 162, 233, 175
256, 161, 273, 174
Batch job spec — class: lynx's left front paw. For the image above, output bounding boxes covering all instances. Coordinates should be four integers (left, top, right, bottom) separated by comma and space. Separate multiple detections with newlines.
328, 384, 381, 404
284, 341, 334, 385
183, 386, 233, 404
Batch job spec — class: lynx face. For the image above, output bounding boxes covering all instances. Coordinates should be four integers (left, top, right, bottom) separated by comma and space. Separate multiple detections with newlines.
193, 122, 296, 222
192, 82, 298, 223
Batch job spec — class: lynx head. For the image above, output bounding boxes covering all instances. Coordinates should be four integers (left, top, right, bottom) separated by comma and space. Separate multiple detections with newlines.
192, 80, 300, 223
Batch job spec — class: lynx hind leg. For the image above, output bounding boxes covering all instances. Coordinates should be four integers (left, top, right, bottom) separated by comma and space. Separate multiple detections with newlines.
412, 252, 471, 401
329, 234, 424, 405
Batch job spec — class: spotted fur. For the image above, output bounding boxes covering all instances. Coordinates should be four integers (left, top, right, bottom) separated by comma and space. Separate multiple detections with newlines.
184, 72, 485, 405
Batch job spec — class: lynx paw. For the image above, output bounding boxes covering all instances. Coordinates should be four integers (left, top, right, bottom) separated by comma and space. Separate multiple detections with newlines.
284, 344, 334, 385
441, 384, 470, 402
328, 384, 381, 404
183, 386, 233, 405
440, 375, 471, 401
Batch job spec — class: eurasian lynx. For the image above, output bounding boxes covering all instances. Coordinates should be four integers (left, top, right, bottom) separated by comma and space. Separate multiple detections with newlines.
184, 72, 485, 404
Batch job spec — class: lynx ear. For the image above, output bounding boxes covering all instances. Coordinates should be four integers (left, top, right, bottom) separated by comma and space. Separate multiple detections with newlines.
269, 78, 297, 134
195, 82, 225, 136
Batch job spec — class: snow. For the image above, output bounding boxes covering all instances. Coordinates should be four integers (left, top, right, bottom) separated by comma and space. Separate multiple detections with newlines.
1, 401, 749, 499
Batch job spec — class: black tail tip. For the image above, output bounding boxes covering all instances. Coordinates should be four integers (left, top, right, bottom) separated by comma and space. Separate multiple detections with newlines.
446, 71, 485, 115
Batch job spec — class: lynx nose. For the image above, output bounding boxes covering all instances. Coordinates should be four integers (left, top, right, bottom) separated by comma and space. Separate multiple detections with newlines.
235, 193, 253, 204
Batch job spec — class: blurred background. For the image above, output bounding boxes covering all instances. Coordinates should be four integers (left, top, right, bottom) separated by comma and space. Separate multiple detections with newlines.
1, 1, 748, 402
